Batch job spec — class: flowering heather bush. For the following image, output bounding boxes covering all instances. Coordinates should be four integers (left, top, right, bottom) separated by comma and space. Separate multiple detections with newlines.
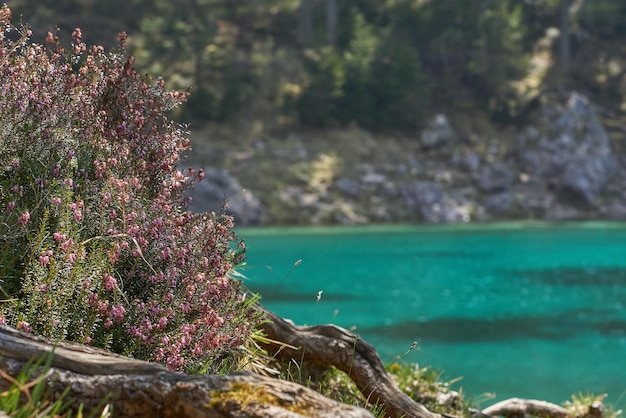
0, 5, 257, 372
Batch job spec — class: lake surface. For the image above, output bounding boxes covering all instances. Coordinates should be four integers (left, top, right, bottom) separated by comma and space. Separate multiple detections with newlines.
237, 222, 626, 410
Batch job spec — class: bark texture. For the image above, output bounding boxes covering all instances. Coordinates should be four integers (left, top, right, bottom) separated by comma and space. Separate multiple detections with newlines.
0, 325, 372, 417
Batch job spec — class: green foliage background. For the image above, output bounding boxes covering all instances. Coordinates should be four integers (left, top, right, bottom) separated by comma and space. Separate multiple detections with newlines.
7, 0, 626, 131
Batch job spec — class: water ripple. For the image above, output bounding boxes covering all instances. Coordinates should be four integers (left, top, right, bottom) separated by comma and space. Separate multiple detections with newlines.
363, 312, 626, 342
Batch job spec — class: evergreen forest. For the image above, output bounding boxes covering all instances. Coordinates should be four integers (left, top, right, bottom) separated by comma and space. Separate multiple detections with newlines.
8, 0, 626, 133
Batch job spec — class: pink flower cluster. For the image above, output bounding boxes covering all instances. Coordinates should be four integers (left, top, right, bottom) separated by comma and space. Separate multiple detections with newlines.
0, 5, 256, 371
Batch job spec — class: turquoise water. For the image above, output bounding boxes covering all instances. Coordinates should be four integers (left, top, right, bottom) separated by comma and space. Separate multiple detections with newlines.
237, 222, 626, 410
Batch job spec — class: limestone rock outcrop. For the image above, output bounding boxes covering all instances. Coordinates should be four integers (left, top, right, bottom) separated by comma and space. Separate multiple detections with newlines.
516, 92, 618, 207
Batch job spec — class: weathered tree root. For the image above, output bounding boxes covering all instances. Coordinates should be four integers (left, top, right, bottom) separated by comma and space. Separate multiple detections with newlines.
0, 325, 373, 417
257, 306, 442, 418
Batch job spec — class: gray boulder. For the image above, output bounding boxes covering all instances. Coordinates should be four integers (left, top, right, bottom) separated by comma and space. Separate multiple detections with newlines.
186, 167, 263, 225
517, 92, 618, 205
454, 151, 481, 173
421, 114, 456, 149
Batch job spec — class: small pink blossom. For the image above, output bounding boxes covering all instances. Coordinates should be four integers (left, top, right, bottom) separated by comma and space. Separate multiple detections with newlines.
103, 273, 117, 291
166, 353, 184, 370
118, 31, 127, 45
87, 292, 98, 307
97, 300, 109, 315
154, 348, 165, 362
39, 255, 50, 267
192, 344, 203, 356
17, 211, 30, 226
110, 304, 126, 323
17, 321, 32, 333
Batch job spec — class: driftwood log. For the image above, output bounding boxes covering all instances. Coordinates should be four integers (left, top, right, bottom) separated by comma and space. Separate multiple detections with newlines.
0, 324, 372, 417
478, 397, 604, 418
480, 398, 569, 418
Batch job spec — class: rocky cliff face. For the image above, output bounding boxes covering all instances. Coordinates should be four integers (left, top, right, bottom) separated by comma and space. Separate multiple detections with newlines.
186, 92, 626, 225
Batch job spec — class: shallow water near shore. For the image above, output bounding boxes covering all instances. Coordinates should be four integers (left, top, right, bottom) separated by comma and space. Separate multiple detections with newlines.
237, 222, 626, 410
